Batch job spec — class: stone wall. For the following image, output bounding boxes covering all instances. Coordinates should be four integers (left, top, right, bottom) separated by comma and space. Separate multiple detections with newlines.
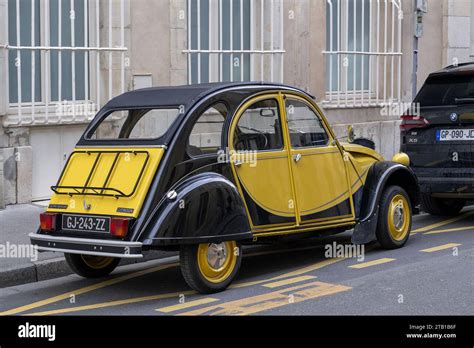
444, 0, 471, 65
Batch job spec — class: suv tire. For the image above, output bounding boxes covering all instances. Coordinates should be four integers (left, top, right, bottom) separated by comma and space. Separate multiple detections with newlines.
420, 194, 465, 216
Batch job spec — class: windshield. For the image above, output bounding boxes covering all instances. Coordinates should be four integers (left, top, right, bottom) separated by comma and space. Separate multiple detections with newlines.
87, 108, 181, 140
415, 74, 474, 107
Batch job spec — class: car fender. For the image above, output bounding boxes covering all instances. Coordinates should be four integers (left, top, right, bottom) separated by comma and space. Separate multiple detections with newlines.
139, 172, 252, 246
352, 161, 419, 244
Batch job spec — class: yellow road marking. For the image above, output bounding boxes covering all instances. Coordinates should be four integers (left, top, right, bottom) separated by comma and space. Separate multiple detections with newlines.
0, 262, 179, 316
156, 298, 218, 313
6, 241, 360, 316
2, 245, 317, 316
231, 257, 346, 289
424, 226, 474, 235
262, 275, 317, 288
420, 243, 461, 253
23, 257, 346, 316
412, 211, 474, 234
26, 290, 195, 316
348, 258, 395, 269
179, 281, 351, 316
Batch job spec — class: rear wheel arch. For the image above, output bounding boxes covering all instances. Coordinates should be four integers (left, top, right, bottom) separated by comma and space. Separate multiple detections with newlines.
140, 172, 253, 246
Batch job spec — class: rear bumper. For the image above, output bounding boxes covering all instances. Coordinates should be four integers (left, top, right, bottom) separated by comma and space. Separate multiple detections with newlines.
414, 170, 474, 195
29, 232, 143, 258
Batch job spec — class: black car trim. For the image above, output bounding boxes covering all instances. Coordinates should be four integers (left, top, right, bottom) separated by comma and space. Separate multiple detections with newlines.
132, 84, 310, 242
29, 233, 143, 258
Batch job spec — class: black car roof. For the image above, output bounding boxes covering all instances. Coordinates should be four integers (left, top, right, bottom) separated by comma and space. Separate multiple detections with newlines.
104, 81, 312, 109
430, 62, 474, 76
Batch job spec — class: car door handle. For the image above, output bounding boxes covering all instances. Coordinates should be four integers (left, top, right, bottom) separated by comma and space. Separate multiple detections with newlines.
234, 160, 243, 167
293, 154, 302, 163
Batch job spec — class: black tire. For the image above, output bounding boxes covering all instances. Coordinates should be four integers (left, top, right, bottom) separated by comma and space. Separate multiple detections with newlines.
420, 194, 465, 216
65, 253, 120, 278
376, 185, 412, 250
180, 241, 242, 294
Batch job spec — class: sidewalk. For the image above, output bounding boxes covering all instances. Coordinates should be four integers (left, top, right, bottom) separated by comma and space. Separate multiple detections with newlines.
0, 204, 176, 288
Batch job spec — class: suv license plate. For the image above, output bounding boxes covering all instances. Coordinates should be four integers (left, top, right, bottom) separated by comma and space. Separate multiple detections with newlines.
436, 129, 474, 141
62, 214, 110, 233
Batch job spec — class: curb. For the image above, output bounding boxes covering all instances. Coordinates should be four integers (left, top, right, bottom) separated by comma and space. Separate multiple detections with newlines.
0, 250, 178, 289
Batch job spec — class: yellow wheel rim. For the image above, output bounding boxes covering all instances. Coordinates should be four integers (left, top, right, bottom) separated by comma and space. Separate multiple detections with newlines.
387, 194, 410, 241
81, 255, 115, 270
197, 241, 238, 284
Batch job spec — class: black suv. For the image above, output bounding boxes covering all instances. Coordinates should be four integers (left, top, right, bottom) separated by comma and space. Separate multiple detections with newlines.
400, 63, 474, 216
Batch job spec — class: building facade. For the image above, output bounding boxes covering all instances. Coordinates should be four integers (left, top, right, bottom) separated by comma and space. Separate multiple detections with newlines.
0, 0, 471, 208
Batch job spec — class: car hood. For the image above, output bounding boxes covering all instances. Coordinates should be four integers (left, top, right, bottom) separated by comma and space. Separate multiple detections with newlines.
341, 143, 384, 161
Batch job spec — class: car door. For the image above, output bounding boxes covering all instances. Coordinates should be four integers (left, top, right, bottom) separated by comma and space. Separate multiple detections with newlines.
283, 95, 354, 224
229, 94, 297, 230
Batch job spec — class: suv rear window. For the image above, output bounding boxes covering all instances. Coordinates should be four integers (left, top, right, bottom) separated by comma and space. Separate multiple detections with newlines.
415, 74, 474, 107
88, 108, 180, 140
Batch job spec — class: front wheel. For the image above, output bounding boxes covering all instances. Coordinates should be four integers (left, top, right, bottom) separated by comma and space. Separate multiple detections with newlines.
376, 185, 412, 249
65, 253, 120, 278
180, 241, 242, 294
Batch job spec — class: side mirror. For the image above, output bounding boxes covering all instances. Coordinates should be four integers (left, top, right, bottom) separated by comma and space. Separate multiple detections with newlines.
347, 125, 355, 143
260, 108, 276, 117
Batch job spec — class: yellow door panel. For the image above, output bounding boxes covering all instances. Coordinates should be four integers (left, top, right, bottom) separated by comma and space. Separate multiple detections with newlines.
289, 146, 350, 218
234, 151, 295, 218
229, 94, 297, 229
47, 147, 164, 218
282, 95, 354, 224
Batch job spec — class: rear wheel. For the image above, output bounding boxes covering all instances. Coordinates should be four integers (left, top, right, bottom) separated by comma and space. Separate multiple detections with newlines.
65, 253, 120, 278
376, 185, 412, 249
180, 241, 242, 294
420, 194, 465, 216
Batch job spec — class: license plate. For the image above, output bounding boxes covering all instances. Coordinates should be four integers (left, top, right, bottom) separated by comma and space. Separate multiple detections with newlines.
62, 214, 110, 233
436, 129, 474, 141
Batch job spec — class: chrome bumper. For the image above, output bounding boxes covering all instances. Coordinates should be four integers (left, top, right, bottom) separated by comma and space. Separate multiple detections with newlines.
29, 233, 143, 259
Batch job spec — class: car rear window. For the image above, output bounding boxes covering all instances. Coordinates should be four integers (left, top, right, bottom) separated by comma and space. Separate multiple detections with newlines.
415, 74, 474, 107
87, 108, 180, 140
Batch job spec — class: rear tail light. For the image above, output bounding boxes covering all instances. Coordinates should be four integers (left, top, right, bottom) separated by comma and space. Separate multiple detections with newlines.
110, 217, 131, 238
400, 114, 430, 131
40, 213, 57, 232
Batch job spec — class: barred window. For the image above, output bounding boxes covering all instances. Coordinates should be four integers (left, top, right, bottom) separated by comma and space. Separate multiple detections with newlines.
186, 0, 285, 84
6, 0, 128, 125
324, 0, 403, 108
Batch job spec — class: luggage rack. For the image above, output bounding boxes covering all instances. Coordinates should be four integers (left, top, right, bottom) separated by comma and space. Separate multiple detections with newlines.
51, 150, 150, 199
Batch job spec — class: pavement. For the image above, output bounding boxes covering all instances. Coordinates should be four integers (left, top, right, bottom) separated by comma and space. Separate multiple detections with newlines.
0, 206, 472, 316
0, 203, 176, 288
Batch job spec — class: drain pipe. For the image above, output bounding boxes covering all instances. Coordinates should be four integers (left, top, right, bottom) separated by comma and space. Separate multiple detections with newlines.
413, 0, 427, 99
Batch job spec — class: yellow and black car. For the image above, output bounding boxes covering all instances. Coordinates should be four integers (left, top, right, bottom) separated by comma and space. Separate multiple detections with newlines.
30, 82, 419, 293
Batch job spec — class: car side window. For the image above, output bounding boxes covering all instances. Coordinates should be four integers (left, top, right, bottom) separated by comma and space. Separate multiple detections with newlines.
187, 103, 227, 156
234, 98, 283, 152
285, 98, 330, 148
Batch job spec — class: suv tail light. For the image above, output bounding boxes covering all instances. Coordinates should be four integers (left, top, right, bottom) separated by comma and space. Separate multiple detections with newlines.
400, 115, 430, 131
111, 217, 131, 238
40, 213, 57, 232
